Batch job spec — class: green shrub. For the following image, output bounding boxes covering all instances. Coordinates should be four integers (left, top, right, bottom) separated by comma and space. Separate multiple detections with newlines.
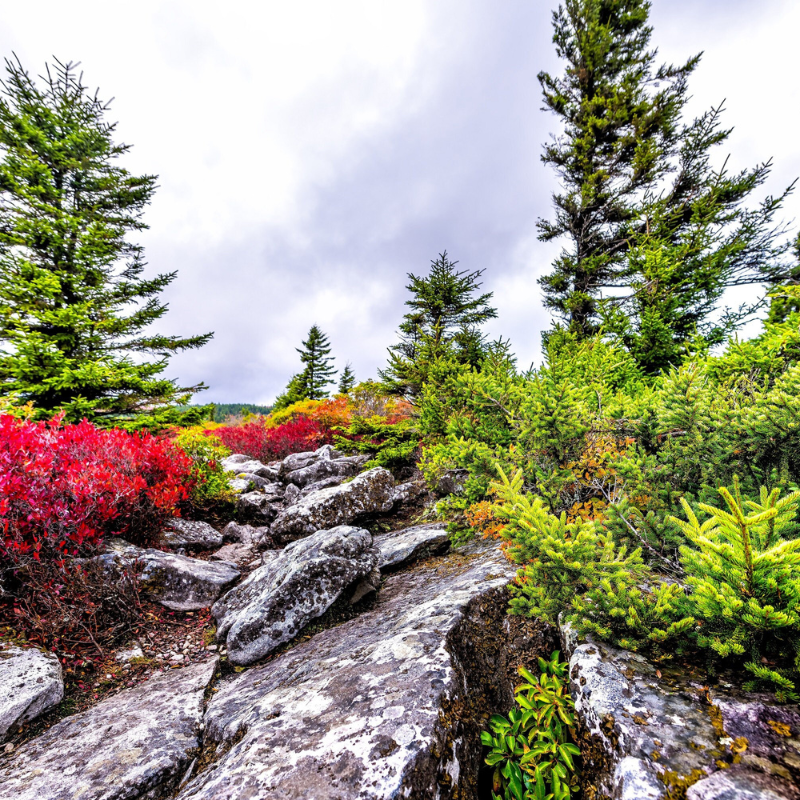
173, 428, 234, 508
482, 652, 580, 800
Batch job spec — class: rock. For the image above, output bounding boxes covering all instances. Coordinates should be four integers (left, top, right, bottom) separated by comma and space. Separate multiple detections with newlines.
390, 478, 428, 509
103, 540, 240, 611
212, 526, 379, 665
298, 475, 345, 498
221, 521, 272, 547
175, 543, 522, 800
284, 483, 300, 505
222, 454, 277, 480
0, 659, 217, 800
561, 627, 800, 800
374, 524, 450, 570
349, 565, 382, 604
235, 487, 284, 523
278, 448, 321, 476
436, 469, 468, 496
285, 454, 370, 488
233, 472, 273, 490
687, 767, 800, 800
114, 644, 145, 663
162, 518, 223, 551
210, 541, 260, 569
0, 645, 63, 742
228, 477, 251, 493
270, 467, 395, 543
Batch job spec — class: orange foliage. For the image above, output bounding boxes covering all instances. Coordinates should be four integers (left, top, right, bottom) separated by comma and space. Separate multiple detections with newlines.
465, 500, 505, 539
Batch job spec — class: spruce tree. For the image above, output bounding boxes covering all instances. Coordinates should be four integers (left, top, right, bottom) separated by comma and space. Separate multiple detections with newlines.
0, 57, 211, 421
537, 0, 697, 337
297, 325, 335, 400
380, 251, 497, 399
338, 362, 355, 394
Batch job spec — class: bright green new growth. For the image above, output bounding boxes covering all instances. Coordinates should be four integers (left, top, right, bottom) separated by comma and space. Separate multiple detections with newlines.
671, 478, 800, 700
0, 57, 212, 422
481, 653, 580, 800
172, 428, 234, 508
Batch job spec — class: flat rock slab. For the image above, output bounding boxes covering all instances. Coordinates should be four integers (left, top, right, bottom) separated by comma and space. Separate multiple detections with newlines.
163, 519, 224, 551
212, 526, 378, 665
0, 659, 217, 800
562, 629, 800, 799
374, 524, 450, 570
209, 541, 260, 569
176, 544, 516, 800
0, 645, 63, 741
270, 467, 395, 543
104, 541, 240, 611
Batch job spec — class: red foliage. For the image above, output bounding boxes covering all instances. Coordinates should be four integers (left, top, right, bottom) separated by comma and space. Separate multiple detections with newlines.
209, 416, 331, 463
0, 414, 194, 563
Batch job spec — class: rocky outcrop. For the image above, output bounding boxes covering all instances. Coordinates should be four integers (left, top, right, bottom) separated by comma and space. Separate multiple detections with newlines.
222, 454, 278, 481
374, 523, 450, 570
235, 486, 284, 523
221, 521, 271, 547
209, 542, 260, 569
103, 540, 240, 611
212, 526, 379, 665
176, 543, 524, 800
162, 518, 223, 551
0, 645, 63, 742
284, 453, 370, 488
270, 466, 395, 543
561, 628, 800, 800
0, 659, 217, 799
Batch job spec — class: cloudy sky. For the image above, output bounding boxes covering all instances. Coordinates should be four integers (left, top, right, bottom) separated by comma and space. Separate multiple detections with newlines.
2, 0, 798, 403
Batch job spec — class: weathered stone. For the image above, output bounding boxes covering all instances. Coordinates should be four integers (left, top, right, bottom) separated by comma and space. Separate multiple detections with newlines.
162, 518, 223, 551
0, 645, 63, 742
298, 474, 345, 498
375, 523, 450, 570
233, 472, 273, 490
212, 526, 378, 665
285, 454, 370, 488
228, 477, 250, 494
103, 540, 240, 611
0, 659, 217, 799
688, 766, 800, 800
222, 455, 277, 480
235, 488, 283, 523
390, 478, 427, 509
561, 627, 800, 800
176, 543, 519, 800
436, 469, 468, 496
221, 521, 271, 547
209, 541, 260, 569
270, 467, 395, 543
349, 565, 382, 604
115, 644, 145, 664
284, 482, 300, 505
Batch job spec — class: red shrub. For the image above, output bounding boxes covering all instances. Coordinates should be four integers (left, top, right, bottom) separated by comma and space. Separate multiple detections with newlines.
0, 414, 194, 564
209, 416, 331, 462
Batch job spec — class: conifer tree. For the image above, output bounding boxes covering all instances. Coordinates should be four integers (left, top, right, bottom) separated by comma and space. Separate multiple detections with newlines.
338, 362, 355, 394
0, 57, 211, 421
380, 251, 497, 399
537, 0, 697, 336
274, 325, 336, 410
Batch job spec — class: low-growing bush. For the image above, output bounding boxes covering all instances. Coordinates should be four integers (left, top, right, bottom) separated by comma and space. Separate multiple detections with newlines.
172, 427, 234, 509
208, 416, 331, 462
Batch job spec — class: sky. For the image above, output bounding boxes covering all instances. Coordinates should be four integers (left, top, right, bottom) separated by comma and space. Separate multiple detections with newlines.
2, 0, 799, 404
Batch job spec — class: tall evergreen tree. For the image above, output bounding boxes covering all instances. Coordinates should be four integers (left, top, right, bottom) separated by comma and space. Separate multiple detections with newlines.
338, 362, 355, 394
0, 57, 211, 421
380, 252, 497, 399
537, 0, 697, 337
274, 324, 336, 410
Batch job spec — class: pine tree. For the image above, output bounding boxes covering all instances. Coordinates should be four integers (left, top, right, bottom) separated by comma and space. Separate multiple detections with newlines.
338, 362, 355, 394
0, 57, 211, 421
380, 251, 497, 399
537, 0, 697, 337
274, 325, 336, 410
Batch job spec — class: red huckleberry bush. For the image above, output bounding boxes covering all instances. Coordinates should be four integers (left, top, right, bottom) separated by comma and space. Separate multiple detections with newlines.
0, 414, 194, 566
209, 416, 331, 463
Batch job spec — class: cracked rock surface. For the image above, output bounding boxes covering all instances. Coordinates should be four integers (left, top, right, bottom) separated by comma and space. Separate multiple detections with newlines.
374, 523, 450, 570
176, 543, 517, 800
212, 525, 378, 665
162, 519, 223, 551
0, 645, 64, 742
0, 659, 217, 800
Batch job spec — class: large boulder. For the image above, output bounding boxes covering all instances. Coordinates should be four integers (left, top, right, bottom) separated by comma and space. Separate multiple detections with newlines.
176, 543, 523, 800
162, 518, 223, 551
270, 467, 395, 543
103, 540, 240, 611
0, 659, 217, 799
221, 521, 272, 547
212, 526, 378, 665
0, 645, 64, 742
284, 454, 370, 488
235, 484, 285, 523
561, 627, 800, 800
222, 454, 278, 481
278, 445, 340, 478
374, 523, 450, 570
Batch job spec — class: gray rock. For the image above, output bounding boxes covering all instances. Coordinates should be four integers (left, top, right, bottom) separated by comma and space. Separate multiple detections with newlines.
212, 526, 378, 665
349, 565, 382, 604
235, 487, 284, 523
436, 469, 468, 496
228, 477, 251, 494
390, 478, 427, 509
221, 521, 272, 547
176, 543, 517, 800
278, 448, 321, 476
561, 627, 800, 800
285, 454, 370, 488
688, 767, 800, 800
103, 540, 240, 611
114, 644, 145, 664
283, 483, 301, 505
298, 474, 345, 498
270, 467, 395, 543
0, 659, 217, 799
209, 541, 260, 569
233, 472, 273, 490
222, 455, 277, 480
162, 518, 223, 551
375, 524, 450, 570
0, 646, 63, 742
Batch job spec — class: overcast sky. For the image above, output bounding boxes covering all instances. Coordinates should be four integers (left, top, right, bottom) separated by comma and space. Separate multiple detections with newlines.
2, 0, 799, 404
